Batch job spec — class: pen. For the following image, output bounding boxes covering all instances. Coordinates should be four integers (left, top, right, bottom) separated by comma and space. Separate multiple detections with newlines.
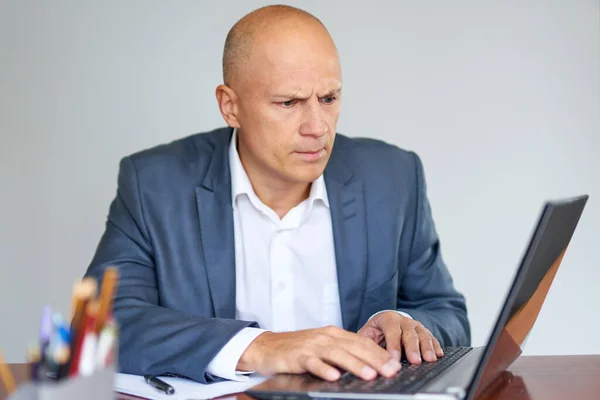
144, 375, 175, 395
27, 343, 41, 381
54, 345, 71, 380
39, 305, 53, 367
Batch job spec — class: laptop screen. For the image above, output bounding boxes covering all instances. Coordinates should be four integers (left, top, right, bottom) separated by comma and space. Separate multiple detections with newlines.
468, 195, 587, 399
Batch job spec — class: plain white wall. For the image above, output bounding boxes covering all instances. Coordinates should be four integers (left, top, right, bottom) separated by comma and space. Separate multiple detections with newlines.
1, 0, 598, 362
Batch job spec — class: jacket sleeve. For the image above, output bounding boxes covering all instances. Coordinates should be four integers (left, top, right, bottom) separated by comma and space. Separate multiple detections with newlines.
84, 156, 257, 383
395, 153, 471, 347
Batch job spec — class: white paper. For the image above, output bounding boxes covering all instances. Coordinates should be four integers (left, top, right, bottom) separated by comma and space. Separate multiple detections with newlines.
115, 373, 267, 400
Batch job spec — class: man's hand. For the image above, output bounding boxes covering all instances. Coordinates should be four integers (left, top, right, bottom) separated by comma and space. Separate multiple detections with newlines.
237, 326, 402, 381
357, 311, 444, 365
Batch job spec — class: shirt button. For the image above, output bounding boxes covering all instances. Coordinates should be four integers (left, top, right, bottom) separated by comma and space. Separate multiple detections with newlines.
275, 281, 286, 294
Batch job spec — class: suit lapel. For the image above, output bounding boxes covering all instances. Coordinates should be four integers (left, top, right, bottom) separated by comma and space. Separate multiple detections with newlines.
194, 131, 368, 326
325, 142, 368, 333
195, 129, 236, 319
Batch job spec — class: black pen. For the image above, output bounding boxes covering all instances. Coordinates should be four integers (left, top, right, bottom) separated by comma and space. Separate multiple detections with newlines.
144, 374, 175, 395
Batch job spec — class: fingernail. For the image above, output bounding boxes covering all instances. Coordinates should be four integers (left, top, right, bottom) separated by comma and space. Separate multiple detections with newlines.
439, 349, 445, 357
391, 350, 401, 361
327, 369, 341, 381
382, 359, 401, 376
361, 366, 377, 380
426, 351, 436, 361
412, 352, 422, 362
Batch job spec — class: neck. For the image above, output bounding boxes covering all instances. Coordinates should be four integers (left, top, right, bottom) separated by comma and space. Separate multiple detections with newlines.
251, 177, 311, 219
237, 144, 311, 219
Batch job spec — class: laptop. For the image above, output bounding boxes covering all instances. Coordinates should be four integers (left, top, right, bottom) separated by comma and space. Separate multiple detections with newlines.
246, 195, 589, 400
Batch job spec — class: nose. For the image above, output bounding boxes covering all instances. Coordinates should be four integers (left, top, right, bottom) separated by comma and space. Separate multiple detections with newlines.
299, 98, 328, 138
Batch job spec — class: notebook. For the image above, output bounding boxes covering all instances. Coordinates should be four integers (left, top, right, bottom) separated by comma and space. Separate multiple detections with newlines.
115, 372, 267, 400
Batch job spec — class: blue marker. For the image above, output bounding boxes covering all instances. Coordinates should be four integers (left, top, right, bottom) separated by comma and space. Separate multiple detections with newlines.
42, 313, 72, 380
52, 313, 71, 345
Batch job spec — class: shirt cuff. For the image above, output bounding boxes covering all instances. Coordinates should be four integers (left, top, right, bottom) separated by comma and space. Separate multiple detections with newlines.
206, 327, 268, 381
369, 310, 413, 321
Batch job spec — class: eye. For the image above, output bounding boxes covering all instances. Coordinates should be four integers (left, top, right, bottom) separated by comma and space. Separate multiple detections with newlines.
321, 96, 337, 104
280, 100, 297, 108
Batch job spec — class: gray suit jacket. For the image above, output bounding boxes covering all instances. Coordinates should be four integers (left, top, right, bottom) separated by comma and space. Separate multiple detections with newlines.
85, 127, 470, 383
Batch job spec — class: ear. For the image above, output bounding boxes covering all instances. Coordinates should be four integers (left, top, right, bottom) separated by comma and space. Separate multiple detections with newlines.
215, 85, 241, 128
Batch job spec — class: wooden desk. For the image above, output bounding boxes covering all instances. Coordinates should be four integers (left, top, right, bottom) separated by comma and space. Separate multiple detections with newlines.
2, 355, 599, 400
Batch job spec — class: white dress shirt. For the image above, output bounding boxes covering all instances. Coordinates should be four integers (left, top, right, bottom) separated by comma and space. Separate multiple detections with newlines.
206, 130, 408, 380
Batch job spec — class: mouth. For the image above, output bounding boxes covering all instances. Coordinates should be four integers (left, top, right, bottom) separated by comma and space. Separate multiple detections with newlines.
295, 148, 326, 162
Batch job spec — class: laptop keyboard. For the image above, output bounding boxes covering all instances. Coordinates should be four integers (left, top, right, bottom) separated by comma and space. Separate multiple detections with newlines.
322, 347, 473, 394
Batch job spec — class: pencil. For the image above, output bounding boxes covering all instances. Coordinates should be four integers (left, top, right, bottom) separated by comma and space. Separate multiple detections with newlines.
95, 267, 119, 334
95, 319, 117, 369
69, 301, 99, 377
0, 348, 16, 395
77, 301, 100, 376
70, 278, 98, 343
70, 277, 98, 319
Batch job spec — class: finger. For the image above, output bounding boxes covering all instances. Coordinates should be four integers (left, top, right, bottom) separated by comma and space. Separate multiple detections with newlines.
401, 326, 422, 365
433, 337, 444, 358
304, 356, 341, 381
376, 315, 403, 362
339, 334, 401, 378
416, 326, 437, 362
357, 323, 385, 346
321, 347, 378, 381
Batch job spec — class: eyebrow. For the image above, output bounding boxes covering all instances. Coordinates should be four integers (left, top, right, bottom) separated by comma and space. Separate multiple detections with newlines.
320, 88, 342, 97
273, 87, 342, 100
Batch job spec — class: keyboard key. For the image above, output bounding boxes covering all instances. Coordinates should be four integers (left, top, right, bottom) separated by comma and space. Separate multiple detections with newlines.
322, 347, 473, 394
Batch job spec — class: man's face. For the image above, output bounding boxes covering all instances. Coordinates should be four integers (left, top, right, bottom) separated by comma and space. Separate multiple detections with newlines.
233, 27, 342, 185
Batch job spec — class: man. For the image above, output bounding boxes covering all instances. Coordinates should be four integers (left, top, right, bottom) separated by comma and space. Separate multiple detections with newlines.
85, 5, 470, 384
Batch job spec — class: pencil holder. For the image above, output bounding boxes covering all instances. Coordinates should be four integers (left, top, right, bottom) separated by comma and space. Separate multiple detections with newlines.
6, 363, 117, 400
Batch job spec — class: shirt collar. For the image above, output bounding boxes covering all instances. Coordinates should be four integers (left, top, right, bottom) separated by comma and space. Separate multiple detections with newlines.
229, 128, 330, 210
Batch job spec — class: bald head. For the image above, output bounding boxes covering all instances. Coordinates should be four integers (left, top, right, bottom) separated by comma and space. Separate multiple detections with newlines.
215, 5, 342, 193
222, 5, 337, 87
